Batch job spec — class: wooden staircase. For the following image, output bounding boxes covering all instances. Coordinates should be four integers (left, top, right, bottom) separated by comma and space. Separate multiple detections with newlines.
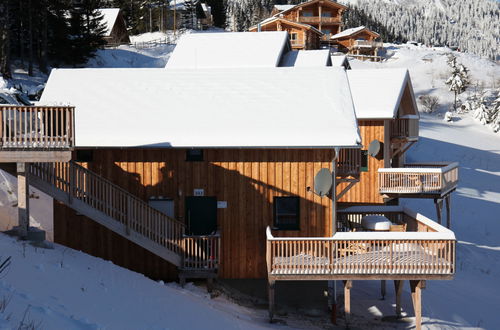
28, 161, 211, 271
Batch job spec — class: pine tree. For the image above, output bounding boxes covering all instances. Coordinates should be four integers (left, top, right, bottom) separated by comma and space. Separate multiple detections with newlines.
473, 94, 490, 125
491, 95, 500, 132
0, 0, 12, 78
445, 55, 470, 111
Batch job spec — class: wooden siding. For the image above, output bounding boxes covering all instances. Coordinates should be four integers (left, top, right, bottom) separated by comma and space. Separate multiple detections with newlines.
337, 120, 385, 204
54, 149, 335, 279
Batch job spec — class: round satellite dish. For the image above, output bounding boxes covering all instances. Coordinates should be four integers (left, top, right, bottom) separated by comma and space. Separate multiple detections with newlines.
368, 140, 381, 158
314, 168, 333, 197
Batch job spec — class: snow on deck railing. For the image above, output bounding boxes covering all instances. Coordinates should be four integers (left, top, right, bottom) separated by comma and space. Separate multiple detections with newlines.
378, 163, 458, 195
266, 207, 456, 276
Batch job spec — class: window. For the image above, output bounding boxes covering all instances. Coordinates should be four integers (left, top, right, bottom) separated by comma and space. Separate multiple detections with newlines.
148, 198, 175, 218
273, 197, 300, 230
321, 29, 331, 35
186, 149, 203, 161
289, 32, 298, 41
75, 150, 93, 162
321, 12, 332, 17
302, 11, 313, 17
361, 150, 368, 172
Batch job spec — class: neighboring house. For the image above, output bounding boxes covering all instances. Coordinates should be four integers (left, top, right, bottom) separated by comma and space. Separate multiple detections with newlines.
331, 26, 383, 60
166, 0, 213, 30
99, 8, 130, 45
249, 17, 323, 50
270, 0, 347, 43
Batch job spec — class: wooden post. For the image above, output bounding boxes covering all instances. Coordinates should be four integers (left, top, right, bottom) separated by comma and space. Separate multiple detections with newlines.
380, 280, 386, 300
394, 280, 404, 318
343, 280, 352, 324
410, 280, 425, 330
318, 4, 322, 32
445, 195, 451, 229
126, 195, 132, 236
434, 198, 443, 225
69, 163, 75, 205
17, 162, 30, 238
268, 279, 276, 322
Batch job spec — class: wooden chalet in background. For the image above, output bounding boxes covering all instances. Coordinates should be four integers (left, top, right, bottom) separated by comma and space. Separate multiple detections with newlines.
331, 26, 383, 61
99, 8, 130, 46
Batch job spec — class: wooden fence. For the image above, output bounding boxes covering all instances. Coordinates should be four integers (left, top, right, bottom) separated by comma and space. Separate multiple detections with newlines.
378, 162, 459, 195
0, 106, 74, 149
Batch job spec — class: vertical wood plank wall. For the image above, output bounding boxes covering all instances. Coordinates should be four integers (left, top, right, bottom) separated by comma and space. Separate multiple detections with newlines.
337, 120, 385, 204
54, 149, 335, 279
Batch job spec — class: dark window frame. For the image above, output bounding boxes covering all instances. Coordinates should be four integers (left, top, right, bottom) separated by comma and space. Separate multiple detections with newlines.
361, 150, 368, 172
273, 196, 300, 230
186, 149, 204, 162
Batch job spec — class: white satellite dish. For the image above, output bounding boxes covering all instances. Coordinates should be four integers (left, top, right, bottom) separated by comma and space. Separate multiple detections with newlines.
314, 168, 333, 197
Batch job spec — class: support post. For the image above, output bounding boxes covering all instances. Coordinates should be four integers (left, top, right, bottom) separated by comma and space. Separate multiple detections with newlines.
343, 280, 352, 324
394, 280, 404, 318
17, 162, 30, 238
69, 163, 75, 205
445, 195, 451, 229
434, 198, 443, 225
329, 154, 338, 324
268, 280, 276, 322
410, 280, 425, 330
381, 280, 386, 300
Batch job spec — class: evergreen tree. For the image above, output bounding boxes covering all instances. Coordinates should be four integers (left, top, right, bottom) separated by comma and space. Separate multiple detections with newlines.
445, 55, 470, 111
472, 95, 490, 125
491, 95, 500, 132
0, 0, 12, 78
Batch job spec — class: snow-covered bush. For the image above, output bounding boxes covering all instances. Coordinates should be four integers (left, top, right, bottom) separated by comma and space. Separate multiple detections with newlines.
473, 96, 490, 125
444, 111, 453, 122
419, 95, 440, 113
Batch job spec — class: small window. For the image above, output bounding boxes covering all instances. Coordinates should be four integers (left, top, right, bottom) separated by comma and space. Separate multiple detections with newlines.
302, 11, 313, 17
361, 150, 368, 172
321, 29, 331, 35
289, 32, 298, 41
273, 197, 300, 230
321, 12, 332, 17
186, 149, 203, 161
75, 150, 93, 162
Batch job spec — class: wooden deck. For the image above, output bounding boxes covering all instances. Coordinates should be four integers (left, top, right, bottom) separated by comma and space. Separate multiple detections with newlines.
378, 162, 459, 197
0, 106, 75, 162
266, 206, 455, 281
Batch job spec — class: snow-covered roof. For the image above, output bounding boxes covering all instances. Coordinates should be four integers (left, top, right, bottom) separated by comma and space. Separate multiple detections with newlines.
40, 67, 361, 148
166, 32, 290, 69
98, 8, 121, 36
331, 26, 376, 40
347, 68, 413, 119
274, 4, 296, 12
330, 55, 349, 68
280, 50, 331, 67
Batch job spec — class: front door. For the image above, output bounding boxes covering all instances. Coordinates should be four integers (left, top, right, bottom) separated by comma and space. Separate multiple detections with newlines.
185, 196, 217, 235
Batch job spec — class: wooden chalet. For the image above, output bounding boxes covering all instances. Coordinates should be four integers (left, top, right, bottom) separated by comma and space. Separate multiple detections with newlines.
99, 8, 130, 46
0, 64, 458, 329
331, 26, 383, 61
249, 17, 323, 50
270, 0, 347, 43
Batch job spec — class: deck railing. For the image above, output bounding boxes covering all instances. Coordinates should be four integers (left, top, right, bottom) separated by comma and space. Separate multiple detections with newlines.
298, 16, 341, 24
391, 117, 419, 140
182, 234, 221, 271
378, 162, 458, 195
0, 106, 75, 149
337, 148, 361, 177
266, 206, 455, 278
29, 161, 185, 255
353, 40, 384, 48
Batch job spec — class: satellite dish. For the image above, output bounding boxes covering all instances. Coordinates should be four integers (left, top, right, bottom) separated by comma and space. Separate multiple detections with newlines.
368, 139, 382, 158
314, 168, 333, 197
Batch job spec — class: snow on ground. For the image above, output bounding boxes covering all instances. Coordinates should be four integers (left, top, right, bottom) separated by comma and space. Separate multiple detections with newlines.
346, 44, 500, 329
0, 233, 283, 330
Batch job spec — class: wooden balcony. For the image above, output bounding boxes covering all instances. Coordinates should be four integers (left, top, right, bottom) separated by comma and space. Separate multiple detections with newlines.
298, 16, 341, 24
353, 40, 384, 48
266, 206, 455, 281
337, 148, 360, 177
378, 162, 459, 198
391, 117, 419, 141
0, 106, 75, 162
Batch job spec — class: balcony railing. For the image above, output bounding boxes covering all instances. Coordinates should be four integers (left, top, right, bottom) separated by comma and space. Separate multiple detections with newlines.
182, 234, 221, 271
0, 106, 75, 150
353, 40, 384, 48
298, 16, 341, 24
266, 206, 455, 279
391, 117, 419, 140
378, 162, 459, 196
337, 148, 361, 177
